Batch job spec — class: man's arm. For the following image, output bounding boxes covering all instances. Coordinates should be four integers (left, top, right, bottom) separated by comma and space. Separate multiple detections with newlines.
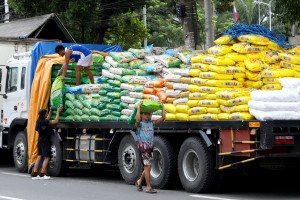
50, 106, 63, 126
61, 49, 72, 80
135, 100, 143, 129
46, 108, 52, 120
154, 104, 166, 125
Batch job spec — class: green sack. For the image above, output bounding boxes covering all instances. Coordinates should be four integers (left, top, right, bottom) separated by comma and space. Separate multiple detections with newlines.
106, 104, 122, 111
120, 115, 129, 121
73, 115, 82, 121
100, 109, 111, 116
81, 114, 90, 121
91, 101, 99, 108
50, 76, 65, 109
141, 100, 162, 113
73, 100, 84, 109
90, 108, 101, 116
90, 115, 101, 121
108, 80, 121, 87
74, 108, 83, 115
82, 101, 92, 109
65, 115, 75, 121
112, 99, 121, 104
107, 92, 121, 99
65, 100, 75, 109
111, 111, 121, 117
65, 93, 75, 101
120, 102, 129, 108
128, 106, 137, 125
82, 107, 91, 115
65, 108, 75, 115
93, 54, 104, 63
98, 103, 106, 110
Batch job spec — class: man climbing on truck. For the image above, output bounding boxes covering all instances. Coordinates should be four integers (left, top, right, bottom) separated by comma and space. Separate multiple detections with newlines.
55, 44, 94, 85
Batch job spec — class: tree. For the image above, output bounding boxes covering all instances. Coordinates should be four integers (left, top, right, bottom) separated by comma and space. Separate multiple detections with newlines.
7, 0, 147, 44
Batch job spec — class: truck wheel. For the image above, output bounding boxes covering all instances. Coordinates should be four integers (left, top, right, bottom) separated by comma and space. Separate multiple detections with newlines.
47, 133, 67, 177
13, 131, 28, 173
118, 134, 143, 185
151, 136, 177, 189
178, 137, 217, 193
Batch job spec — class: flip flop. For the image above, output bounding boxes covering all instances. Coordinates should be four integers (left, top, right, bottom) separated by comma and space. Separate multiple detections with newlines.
146, 188, 157, 193
136, 181, 143, 192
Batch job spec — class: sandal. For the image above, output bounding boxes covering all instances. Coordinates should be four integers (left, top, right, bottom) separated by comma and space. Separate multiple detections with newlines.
136, 181, 143, 192
146, 188, 157, 193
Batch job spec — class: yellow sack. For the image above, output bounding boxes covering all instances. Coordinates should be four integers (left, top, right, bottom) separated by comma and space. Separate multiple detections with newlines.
217, 96, 251, 106
188, 92, 207, 100
188, 107, 208, 115
214, 35, 231, 45
198, 100, 219, 108
198, 114, 218, 120
287, 46, 300, 53
267, 41, 283, 51
188, 84, 201, 93
207, 107, 221, 114
261, 84, 282, 90
218, 113, 230, 120
229, 112, 254, 120
200, 72, 233, 80
245, 70, 261, 81
238, 34, 270, 45
216, 90, 251, 100
191, 63, 209, 71
202, 55, 235, 66
180, 91, 190, 98
279, 53, 300, 65
164, 103, 176, 114
262, 78, 280, 84
225, 52, 247, 62
176, 105, 189, 114
244, 58, 266, 72
260, 51, 280, 64
208, 65, 245, 74
207, 45, 233, 56
233, 73, 246, 79
215, 80, 243, 88
206, 94, 217, 100
269, 63, 281, 69
221, 104, 250, 113
187, 100, 200, 107
189, 69, 201, 77
232, 43, 269, 54
166, 113, 176, 121
244, 80, 263, 89
199, 86, 220, 94
190, 78, 207, 86
261, 68, 295, 78
280, 61, 300, 71
176, 113, 189, 121
247, 53, 261, 59
295, 71, 300, 78
180, 77, 192, 83
190, 54, 205, 63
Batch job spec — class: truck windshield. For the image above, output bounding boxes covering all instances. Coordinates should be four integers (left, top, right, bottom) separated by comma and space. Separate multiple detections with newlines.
6, 67, 18, 93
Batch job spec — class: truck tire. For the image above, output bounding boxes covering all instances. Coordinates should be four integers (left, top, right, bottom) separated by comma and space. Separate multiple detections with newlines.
178, 137, 217, 193
151, 136, 177, 189
47, 133, 67, 177
13, 131, 28, 173
118, 134, 143, 185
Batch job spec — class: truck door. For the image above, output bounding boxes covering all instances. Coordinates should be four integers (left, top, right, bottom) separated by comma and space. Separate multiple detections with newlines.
2, 63, 28, 127
0, 65, 7, 126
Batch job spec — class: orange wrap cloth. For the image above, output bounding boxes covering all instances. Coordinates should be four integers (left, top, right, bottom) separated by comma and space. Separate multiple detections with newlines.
27, 54, 64, 168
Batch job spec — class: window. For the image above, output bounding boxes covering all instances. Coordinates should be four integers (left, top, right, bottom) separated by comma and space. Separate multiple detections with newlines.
21, 67, 26, 89
6, 67, 18, 93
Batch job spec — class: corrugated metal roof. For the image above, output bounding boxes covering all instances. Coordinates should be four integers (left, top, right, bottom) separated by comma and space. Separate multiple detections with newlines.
0, 13, 75, 42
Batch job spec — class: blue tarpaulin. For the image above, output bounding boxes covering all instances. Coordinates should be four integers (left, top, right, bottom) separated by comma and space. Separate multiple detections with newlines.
29, 41, 123, 88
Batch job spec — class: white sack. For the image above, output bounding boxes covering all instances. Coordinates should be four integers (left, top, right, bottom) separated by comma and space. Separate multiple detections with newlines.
250, 90, 300, 102
248, 100, 300, 111
249, 108, 300, 120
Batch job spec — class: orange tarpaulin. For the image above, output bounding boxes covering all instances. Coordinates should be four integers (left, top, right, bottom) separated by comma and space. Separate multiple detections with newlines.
27, 54, 64, 168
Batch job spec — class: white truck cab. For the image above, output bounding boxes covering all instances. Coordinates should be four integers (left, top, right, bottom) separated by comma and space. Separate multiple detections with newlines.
0, 52, 31, 171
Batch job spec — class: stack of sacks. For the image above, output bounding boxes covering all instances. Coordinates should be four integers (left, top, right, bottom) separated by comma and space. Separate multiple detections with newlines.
249, 78, 300, 120
212, 34, 297, 90
216, 89, 254, 120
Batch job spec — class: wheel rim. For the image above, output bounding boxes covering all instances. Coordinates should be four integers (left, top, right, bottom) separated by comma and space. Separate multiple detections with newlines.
14, 140, 25, 165
49, 144, 57, 169
151, 147, 163, 178
183, 149, 199, 182
122, 145, 137, 174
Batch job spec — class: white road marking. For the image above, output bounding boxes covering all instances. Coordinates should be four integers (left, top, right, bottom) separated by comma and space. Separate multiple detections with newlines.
0, 196, 25, 200
1, 172, 29, 177
190, 194, 238, 200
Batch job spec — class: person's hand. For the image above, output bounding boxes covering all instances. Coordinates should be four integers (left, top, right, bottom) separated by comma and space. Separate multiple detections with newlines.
57, 69, 62, 76
61, 75, 65, 82
138, 100, 143, 108
57, 106, 63, 113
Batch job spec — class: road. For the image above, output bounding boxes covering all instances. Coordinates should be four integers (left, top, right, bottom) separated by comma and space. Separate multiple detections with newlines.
1, 149, 300, 200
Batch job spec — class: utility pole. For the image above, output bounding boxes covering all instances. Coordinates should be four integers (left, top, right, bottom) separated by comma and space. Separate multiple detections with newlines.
143, 5, 147, 48
204, 0, 214, 49
180, 0, 199, 50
